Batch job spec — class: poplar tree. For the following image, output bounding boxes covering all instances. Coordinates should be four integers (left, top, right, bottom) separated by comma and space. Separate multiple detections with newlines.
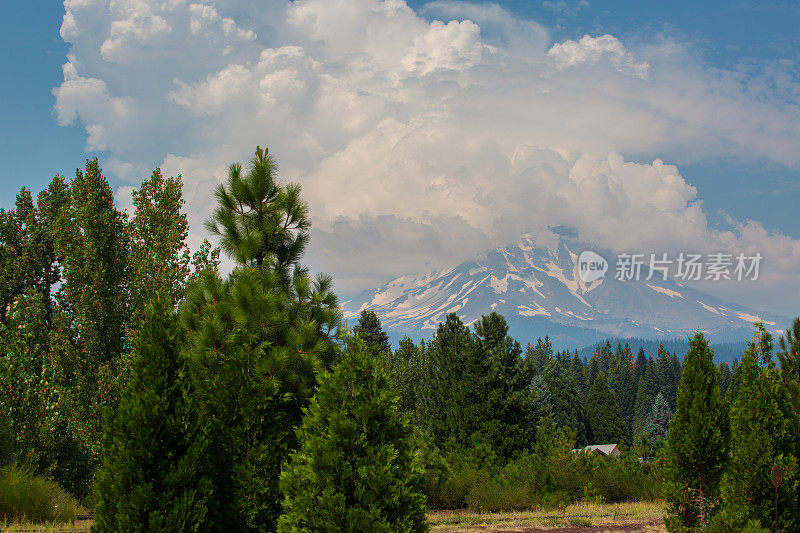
127, 169, 191, 328
278, 337, 428, 532
664, 332, 727, 531
49, 160, 130, 494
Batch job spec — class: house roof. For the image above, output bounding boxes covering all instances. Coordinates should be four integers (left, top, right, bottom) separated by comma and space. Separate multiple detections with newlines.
572, 444, 620, 456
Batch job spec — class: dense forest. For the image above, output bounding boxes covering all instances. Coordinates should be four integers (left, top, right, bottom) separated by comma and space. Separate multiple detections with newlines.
1, 147, 799, 532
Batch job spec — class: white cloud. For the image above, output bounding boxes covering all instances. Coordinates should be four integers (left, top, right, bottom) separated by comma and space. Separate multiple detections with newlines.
547, 34, 650, 79
55, 0, 800, 312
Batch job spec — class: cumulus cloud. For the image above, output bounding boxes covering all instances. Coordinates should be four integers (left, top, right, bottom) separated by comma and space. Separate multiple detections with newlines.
54, 0, 800, 312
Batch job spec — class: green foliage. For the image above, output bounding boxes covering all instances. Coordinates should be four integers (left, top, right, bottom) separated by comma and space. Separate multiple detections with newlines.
0, 187, 61, 323
716, 324, 799, 532
354, 310, 391, 356
777, 316, 800, 411
524, 336, 553, 376
48, 160, 130, 491
127, 169, 191, 328
205, 145, 309, 277
278, 337, 428, 532
542, 359, 586, 445
607, 343, 635, 437
643, 392, 672, 443
717, 362, 732, 399
633, 356, 658, 437
92, 297, 209, 533
180, 147, 340, 531
417, 314, 480, 448
664, 332, 728, 531
474, 313, 539, 458
414, 420, 658, 512
585, 374, 626, 446
0, 465, 80, 524
416, 313, 539, 459
383, 337, 422, 417
656, 344, 681, 412
0, 292, 53, 472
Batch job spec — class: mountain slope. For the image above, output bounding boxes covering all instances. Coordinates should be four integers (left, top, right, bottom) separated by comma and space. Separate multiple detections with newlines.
343, 235, 788, 348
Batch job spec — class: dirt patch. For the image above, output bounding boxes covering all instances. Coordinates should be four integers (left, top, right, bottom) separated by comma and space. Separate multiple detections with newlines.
496, 518, 663, 532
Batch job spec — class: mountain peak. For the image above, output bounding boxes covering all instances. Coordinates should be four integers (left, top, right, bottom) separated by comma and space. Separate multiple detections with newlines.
344, 236, 787, 348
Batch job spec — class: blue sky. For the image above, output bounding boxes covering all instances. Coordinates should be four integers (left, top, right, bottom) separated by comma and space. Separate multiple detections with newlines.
2, 0, 800, 312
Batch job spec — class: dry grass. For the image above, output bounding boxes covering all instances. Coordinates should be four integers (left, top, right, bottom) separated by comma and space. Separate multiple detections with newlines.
0, 519, 91, 533
429, 501, 666, 532
4, 501, 666, 532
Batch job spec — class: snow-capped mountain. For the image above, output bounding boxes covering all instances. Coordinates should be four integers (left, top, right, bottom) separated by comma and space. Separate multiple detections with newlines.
343, 235, 788, 348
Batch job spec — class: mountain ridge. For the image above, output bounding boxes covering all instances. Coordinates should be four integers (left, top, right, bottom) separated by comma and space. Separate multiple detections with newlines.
342, 235, 788, 349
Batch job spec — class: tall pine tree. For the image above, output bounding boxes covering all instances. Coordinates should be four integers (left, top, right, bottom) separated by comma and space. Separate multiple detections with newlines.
716, 324, 799, 531
180, 146, 340, 531
664, 332, 727, 531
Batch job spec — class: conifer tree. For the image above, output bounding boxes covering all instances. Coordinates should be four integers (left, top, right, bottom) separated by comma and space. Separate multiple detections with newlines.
777, 317, 800, 412
180, 146, 340, 530
93, 297, 209, 533
417, 314, 481, 448
716, 324, 799, 531
633, 356, 658, 437
633, 347, 647, 385
643, 392, 672, 443
657, 344, 679, 411
278, 337, 428, 532
525, 336, 553, 375
384, 337, 422, 417
607, 343, 635, 438
585, 374, 626, 445
570, 350, 586, 399
543, 358, 586, 446
664, 332, 728, 531
354, 309, 391, 356
474, 312, 536, 456
206, 146, 308, 278
717, 362, 732, 399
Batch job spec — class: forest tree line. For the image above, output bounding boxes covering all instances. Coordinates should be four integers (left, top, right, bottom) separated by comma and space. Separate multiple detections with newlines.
1, 147, 799, 532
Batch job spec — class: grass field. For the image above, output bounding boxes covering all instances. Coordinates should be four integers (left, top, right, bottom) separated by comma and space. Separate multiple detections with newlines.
0, 520, 91, 533
2, 502, 665, 532
429, 501, 666, 532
